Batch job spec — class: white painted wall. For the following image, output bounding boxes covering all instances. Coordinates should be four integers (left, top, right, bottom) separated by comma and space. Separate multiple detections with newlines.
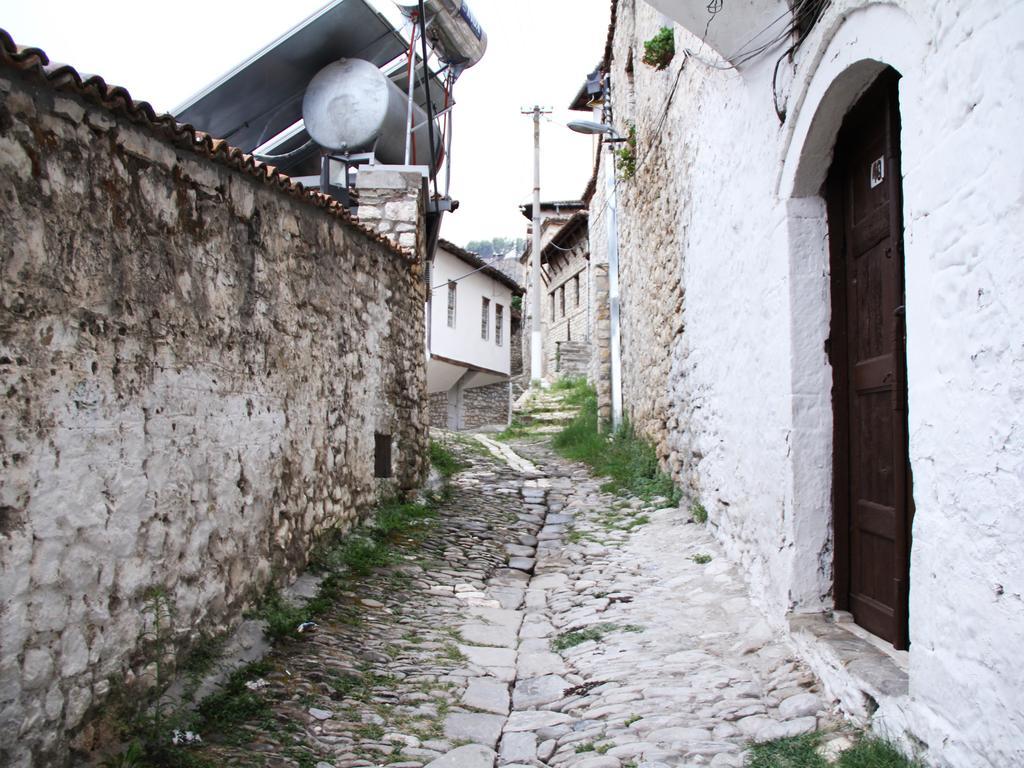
427, 245, 512, 391
593, 0, 1024, 764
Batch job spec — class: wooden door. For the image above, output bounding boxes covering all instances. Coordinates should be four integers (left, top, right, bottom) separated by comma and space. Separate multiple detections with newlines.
827, 69, 913, 649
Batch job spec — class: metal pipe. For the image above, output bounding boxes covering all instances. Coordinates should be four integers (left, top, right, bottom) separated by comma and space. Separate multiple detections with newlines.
444, 97, 454, 197
404, 18, 418, 165
530, 106, 543, 383
418, 0, 439, 195
606, 141, 623, 429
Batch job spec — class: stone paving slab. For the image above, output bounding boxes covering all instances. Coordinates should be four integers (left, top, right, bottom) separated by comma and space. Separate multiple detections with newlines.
183, 428, 850, 768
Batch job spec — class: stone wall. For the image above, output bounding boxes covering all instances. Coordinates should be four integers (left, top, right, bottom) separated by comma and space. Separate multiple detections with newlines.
428, 382, 511, 431
555, 341, 590, 378
510, 312, 523, 378
428, 392, 448, 428
589, 264, 612, 424
462, 381, 511, 430
542, 242, 591, 377
590, 1, 687, 467
590, 0, 1024, 763
0, 63, 427, 766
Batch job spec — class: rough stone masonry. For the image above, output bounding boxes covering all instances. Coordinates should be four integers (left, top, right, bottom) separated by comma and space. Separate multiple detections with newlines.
0, 54, 427, 766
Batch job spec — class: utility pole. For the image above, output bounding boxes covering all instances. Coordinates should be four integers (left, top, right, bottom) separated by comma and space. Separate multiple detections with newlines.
522, 105, 552, 384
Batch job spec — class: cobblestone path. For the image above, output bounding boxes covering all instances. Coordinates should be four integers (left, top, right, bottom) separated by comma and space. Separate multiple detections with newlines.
191, 433, 843, 768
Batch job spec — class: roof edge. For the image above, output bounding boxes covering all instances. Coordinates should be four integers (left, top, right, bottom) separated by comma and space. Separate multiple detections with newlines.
436, 239, 524, 295
0, 28, 410, 262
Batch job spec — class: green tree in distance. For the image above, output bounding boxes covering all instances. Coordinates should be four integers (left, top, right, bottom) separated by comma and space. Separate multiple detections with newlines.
463, 237, 526, 261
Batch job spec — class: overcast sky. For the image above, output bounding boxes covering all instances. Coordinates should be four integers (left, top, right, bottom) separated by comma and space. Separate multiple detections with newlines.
0, 0, 609, 247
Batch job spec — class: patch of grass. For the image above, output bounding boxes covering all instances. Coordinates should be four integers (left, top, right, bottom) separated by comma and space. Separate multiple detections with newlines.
194, 660, 274, 733
552, 622, 638, 651
429, 440, 468, 479
357, 722, 386, 740
691, 553, 712, 565
747, 733, 825, 768
497, 415, 541, 441
550, 378, 591, 407
441, 643, 467, 663
575, 743, 595, 753
283, 746, 319, 768
552, 381, 680, 504
624, 714, 642, 727
329, 671, 368, 701
254, 588, 309, 642
838, 737, 921, 768
311, 499, 437, 579
550, 376, 582, 391
552, 625, 610, 651
690, 501, 708, 524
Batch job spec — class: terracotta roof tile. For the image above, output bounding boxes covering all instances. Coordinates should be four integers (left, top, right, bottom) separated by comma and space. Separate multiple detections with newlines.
0, 29, 408, 260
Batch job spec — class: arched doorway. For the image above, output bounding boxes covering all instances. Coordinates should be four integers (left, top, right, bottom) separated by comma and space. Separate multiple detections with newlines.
825, 68, 914, 649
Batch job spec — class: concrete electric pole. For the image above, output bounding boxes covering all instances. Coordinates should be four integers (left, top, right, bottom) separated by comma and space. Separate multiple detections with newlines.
522, 105, 552, 385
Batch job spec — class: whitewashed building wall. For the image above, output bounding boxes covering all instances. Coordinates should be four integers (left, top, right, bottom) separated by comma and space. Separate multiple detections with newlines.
589, 1, 1024, 765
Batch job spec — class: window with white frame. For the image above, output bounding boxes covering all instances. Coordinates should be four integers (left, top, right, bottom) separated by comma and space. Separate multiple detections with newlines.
574, 274, 581, 307
481, 297, 490, 340
447, 282, 457, 327
495, 304, 504, 346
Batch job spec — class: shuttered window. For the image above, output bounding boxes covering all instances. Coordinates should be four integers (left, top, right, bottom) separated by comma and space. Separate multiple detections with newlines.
447, 282, 457, 327
481, 297, 490, 340
495, 304, 504, 346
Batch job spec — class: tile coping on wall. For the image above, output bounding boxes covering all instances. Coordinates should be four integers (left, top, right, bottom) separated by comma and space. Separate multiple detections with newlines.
0, 28, 411, 262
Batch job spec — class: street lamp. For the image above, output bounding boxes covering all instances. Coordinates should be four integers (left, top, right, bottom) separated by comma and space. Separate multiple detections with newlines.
567, 119, 624, 431
567, 120, 628, 142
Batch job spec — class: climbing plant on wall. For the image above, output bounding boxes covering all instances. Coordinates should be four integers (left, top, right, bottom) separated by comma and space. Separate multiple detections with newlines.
614, 124, 638, 181
642, 27, 675, 70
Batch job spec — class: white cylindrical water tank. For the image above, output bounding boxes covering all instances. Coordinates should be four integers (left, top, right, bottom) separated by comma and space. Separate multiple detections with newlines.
395, 0, 487, 70
302, 58, 442, 169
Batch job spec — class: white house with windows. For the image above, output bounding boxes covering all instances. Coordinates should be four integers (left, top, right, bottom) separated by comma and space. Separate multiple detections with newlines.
426, 240, 523, 430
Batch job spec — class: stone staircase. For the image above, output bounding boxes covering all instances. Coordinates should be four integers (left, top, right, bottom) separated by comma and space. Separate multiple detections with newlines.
513, 387, 582, 435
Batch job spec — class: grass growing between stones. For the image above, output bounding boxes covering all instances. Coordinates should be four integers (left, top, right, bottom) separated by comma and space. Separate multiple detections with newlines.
497, 413, 544, 441
551, 622, 643, 651
551, 380, 680, 504
429, 439, 469, 478
747, 733, 920, 768
101, 446, 462, 766
691, 500, 709, 523
836, 738, 922, 768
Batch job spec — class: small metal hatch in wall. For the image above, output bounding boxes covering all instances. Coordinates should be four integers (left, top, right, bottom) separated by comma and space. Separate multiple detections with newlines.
374, 433, 393, 479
